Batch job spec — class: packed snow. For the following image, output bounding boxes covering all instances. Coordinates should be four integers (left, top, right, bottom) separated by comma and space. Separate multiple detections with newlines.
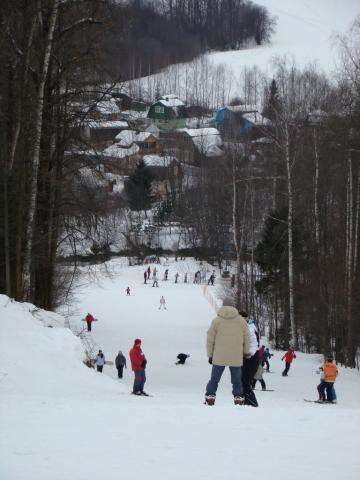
1, 258, 360, 480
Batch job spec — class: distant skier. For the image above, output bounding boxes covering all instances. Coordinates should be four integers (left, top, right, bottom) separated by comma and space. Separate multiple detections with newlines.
262, 346, 273, 371
164, 269, 169, 281
126, 286, 131, 296
129, 339, 148, 395
159, 296, 167, 310
152, 267, 157, 279
205, 297, 251, 406
147, 266, 151, 279
152, 272, 159, 287
176, 353, 190, 365
208, 272, 215, 286
85, 313, 95, 332
144, 271, 147, 284
282, 348, 296, 376
95, 350, 105, 373
174, 272, 179, 283
317, 356, 338, 403
252, 362, 266, 390
115, 351, 127, 379
184, 272, 188, 283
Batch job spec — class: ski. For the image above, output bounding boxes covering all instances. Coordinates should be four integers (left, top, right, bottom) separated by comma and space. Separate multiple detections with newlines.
303, 399, 336, 404
254, 389, 275, 392
131, 392, 153, 397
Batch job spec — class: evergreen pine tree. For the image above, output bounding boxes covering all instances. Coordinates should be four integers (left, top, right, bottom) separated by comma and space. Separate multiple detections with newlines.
262, 79, 281, 121
125, 160, 155, 211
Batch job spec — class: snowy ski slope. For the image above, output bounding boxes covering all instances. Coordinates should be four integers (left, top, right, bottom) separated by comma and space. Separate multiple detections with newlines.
1, 258, 360, 480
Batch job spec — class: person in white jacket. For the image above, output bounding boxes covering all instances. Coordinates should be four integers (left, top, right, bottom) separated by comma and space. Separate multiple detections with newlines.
159, 296, 167, 310
95, 350, 105, 373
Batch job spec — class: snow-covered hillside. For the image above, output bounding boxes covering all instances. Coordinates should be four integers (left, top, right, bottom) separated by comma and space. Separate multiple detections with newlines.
1, 258, 360, 480
127, 0, 360, 104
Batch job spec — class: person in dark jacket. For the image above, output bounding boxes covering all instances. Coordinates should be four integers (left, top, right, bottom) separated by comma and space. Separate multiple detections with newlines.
176, 353, 190, 365
129, 339, 148, 395
115, 351, 127, 378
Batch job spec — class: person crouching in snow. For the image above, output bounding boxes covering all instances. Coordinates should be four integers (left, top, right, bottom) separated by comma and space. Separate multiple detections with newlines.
115, 351, 127, 379
205, 297, 251, 406
252, 362, 266, 391
95, 350, 105, 372
176, 353, 190, 365
129, 339, 148, 395
159, 295, 166, 310
125, 286, 131, 295
317, 356, 338, 403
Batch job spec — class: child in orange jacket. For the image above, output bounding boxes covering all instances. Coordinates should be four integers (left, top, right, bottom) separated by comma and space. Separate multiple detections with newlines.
317, 356, 338, 403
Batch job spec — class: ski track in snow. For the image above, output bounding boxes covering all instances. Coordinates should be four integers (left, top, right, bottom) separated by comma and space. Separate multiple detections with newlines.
1, 257, 360, 480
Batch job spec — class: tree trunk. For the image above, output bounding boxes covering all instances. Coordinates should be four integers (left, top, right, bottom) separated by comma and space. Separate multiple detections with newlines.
23, 0, 59, 300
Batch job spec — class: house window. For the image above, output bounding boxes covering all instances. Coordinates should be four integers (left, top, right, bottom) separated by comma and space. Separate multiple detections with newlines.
155, 106, 164, 114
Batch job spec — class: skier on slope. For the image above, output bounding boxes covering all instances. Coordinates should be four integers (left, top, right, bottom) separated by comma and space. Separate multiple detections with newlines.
95, 350, 105, 373
174, 272, 179, 283
317, 356, 338, 403
85, 313, 95, 332
241, 312, 260, 407
282, 348, 296, 376
262, 346, 273, 372
129, 339, 149, 396
159, 296, 166, 310
252, 361, 266, 391
205, 297, 251, 406
152, 272, 159, 287
125, 286, 131, 296
164, 269, 169, 281
147, 266, 151, 279
115, 351, 127, 379
144, 271, 147, 284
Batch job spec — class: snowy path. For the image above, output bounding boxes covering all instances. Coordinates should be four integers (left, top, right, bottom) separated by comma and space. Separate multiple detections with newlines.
1, 258, 360, 480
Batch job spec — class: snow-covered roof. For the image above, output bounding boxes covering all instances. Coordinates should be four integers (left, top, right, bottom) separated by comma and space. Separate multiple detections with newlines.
142, 155, 175, 167
227, 104, 258, 113
114, 129, 137, 147
178, 128, 223, 157
242, 112, 271, 126
95, 98, 121, 115
146, 123, 160, 138
88, 120, 128, 129
102, 143, 139, 159
159, 94, 185, 108
135, 132, 153, 143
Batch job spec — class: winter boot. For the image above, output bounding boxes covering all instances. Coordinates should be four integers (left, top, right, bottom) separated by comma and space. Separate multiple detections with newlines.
234, 396, 245, 405
204, 395, 216, 406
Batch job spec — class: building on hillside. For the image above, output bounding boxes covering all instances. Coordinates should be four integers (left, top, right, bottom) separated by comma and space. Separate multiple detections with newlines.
91, 97, 122, 121
147, 94, 186, 125
82, 120, 129, 144
174, 127, 223, 165
215, 105, 270, 139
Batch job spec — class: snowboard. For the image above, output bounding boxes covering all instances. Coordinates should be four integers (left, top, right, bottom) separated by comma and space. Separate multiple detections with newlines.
131, 392, 153, 397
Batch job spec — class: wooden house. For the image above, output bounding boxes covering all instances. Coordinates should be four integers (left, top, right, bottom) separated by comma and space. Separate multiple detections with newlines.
147, 94, 186, 122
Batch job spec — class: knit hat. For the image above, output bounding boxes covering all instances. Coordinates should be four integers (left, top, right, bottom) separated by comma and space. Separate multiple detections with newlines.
222, 297, 234, 307
134, 339, 141, 346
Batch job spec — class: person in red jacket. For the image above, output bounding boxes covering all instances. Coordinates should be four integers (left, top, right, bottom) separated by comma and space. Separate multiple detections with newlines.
85, 313, 95, 332
129, 339, 148, 395
281, 348, 296, 376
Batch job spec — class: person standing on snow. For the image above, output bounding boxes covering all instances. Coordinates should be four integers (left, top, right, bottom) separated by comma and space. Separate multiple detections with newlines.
95, 350, 105, 372
205, 297, 251, 406
129, 339, 148, 395
85, 313, 95, 332
147, 266, 151, 279
241, 312, 260, 407
159, 296, 167, 310
252, 362, 266, 391
164, 269, 169, 281
282, 348, 296, 376
184, 272, 188, 283
125, 286, 131, 296
174, 272, 179, 283
152, 267, 157, 279
115, 351, 127, 379
152, 272, 159, 287
263, 346, 272, 371
144, 271, 148, 284
317, 356, 338, 403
